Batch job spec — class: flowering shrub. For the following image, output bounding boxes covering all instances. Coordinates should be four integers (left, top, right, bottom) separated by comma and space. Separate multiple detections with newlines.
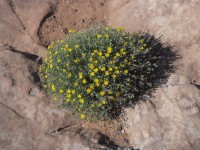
39, 26, 163, 121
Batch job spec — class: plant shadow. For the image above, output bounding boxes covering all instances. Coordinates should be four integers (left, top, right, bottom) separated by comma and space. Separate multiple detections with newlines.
110, 33, 180, 119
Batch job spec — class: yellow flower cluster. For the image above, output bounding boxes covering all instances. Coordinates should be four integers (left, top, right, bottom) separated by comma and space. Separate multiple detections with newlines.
39, 26, 152, 121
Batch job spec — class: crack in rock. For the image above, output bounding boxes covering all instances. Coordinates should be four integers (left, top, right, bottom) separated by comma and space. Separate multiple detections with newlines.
0, 101, 27, 120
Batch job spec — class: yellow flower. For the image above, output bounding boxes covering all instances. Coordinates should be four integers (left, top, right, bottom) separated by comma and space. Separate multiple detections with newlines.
86, 88, 91, 93
50, 64, 53, 68
105, 53, 110, 57
108, 67, 113, 71
68, 73, 72, 78
124, 70, 128, 74
122, 51, 126, 55
74, 44, 79, 48
82, 79, 87, 84
95, 82, 100, 87
69, 29, 75, 33
98, 51, 102, 56
63, 69, 67, 72
67, 89, 71, 93
97, 34, 101, 38
79, 98, 84, 103
94, 60, 98, 64
101, 67, 106, 71
115, 70, 120, 74
65, 63, 69, 67
116, 92, 120, 97
65, 44, 69, 48
139, 39, 144, 43
59, 89, 63, 93
67, 94, 71, 98
90, 84, 94, 89
120, 64, 125, 68
117, 26, 125, 31
57, 59, 61, 63
105, 34, 109, 38
105, 71, 109, 76
74, 82, 78, 86
89, 57, 93, 62
90, 72, 95, 76
51, 85, 55, 91
105, 26, 110, 31
77, 94, 82, 99
51, 41, 54, 46
94, 78, 99, 83
68, 48, 72, 52
116, 52, 120, 57
80, 114, 85, 119
97, 103, 102, 107
93, 68, 98, 73
55, 51, 58, 55
120, 48, 126, 55
79, 72, 83, 79
104, 80, 109, 86
91, 53, 95, 56
74, 59, 78, 63
53, 97, 57, 101
100, 91, 105, 96
93, 50, 98, 53
107, 47, 112, 53
66, 99, 70, 103
72, 90, 75, 94
120, 48, 124, 53
101, 100, 106, 104
112, 74, 116, 79
89, 64, 94, 69
45, 75, 48, 78
143, 43, 147, 47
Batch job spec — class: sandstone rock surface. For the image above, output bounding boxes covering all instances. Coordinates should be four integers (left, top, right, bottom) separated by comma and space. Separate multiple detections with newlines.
108, 0, 200, 149
1, 0, 200, 149
0, 0, 89, 149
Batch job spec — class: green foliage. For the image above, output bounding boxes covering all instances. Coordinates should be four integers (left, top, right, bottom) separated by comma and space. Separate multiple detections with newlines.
39, 26, 162, 121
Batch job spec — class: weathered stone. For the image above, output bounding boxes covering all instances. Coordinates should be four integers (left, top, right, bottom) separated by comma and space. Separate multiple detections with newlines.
109, 0, 200, 149
0, 0, 89, 149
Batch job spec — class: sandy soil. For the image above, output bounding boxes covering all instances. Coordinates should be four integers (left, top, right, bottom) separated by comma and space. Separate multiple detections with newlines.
39, 0, 109, 46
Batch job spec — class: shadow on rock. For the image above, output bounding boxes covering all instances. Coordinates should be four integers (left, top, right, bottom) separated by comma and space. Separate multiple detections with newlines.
78, 128, 136, 150
6, 45, 41, 84
110, 33, 180, 119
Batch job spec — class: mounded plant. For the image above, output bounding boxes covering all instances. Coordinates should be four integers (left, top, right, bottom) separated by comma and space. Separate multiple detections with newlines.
39, 26, 168, 122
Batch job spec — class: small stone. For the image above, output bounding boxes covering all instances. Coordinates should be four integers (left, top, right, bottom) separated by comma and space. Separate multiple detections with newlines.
29, 87, 39, 96
121, 129, 125, 133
